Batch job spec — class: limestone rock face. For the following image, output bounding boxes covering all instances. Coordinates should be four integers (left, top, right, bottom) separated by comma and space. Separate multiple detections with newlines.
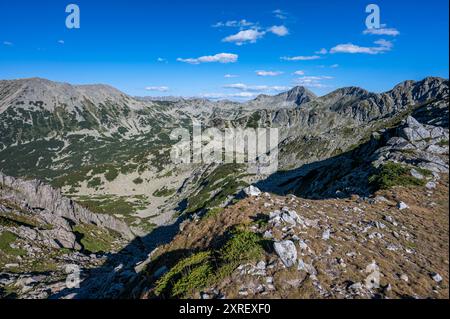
0, 173, 134, 240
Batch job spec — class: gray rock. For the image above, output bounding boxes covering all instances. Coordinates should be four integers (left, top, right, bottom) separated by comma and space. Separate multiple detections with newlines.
274, 240, 297, 268
281, 212, 296, 226
0, 173, 134, 240
426, 181, 437, 190
426, 144, 447, 155
256, 261, 267, 270
297, 259, 317, 276
322, 229, 331, 240
243, 185, 261, 197
400, 116, 431, 142
410, 169, 424, 180
431, 273, 443, 283
397, 202, 409, 210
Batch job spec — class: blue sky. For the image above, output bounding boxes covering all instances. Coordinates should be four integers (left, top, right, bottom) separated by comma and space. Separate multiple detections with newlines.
0, 0, 448, 99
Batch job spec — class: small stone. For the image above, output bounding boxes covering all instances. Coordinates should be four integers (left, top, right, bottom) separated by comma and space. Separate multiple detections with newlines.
243, 185, 261, 197
400, 274, 409, 282
200, 292, 211, 299
298, 240, 308, 250
410, 169, 424, 180
263, 230, 273, 239
281, 212, 296, 226
397, 202, 409, 210
297, 259, 317, 276
348, 282, 363, 291
238, 289, 249, 296
256, 261, 266, 270
269, 210, 281, 219
255, 285, 265, 293
431, 273, 443, 283
425, 181, 437, 190
387, 244, 399, 251
322, 229, 331, 240
337, 258, 347, 268
375, 196, 389, 203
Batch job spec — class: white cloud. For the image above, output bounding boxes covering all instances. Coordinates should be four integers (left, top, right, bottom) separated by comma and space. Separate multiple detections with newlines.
213, 19, 255, 28
293, 70, 305, 75
224, 74, 239, 78
281, 55, 321, 61
177, 53, 238, 64
268, 25, 289, 37
374, 39, 393, 49
222, 29, 265, 45
200, 91, 257, 99
157, 57, 168, 63
330, 40, 392, 54
57, 40, 65, 44
256, 70, 283, 77
294, 76, 333, 88
315, 48, 328, 55
145, 86, 170, 92
273, 9, 287, 20
224, 83, 290, 92
363, 27, 400, 36
330, 64, 339, 68
3, 41, 13, 46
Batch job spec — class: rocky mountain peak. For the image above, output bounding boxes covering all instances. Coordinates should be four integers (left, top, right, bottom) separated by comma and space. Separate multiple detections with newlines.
280, 86, 317, 105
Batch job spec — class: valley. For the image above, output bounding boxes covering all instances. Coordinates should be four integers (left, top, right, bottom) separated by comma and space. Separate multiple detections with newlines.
0, 76, 448, 299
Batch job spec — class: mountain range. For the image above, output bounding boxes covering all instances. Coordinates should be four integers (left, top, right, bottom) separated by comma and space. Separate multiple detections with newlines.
0, 76, 448, 299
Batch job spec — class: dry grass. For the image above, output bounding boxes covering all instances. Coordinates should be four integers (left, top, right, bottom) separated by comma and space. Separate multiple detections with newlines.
143, 175, 449, 299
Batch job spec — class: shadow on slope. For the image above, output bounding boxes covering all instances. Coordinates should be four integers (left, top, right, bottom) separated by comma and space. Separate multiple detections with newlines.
50, 213, 189, 299
254, 135, 383, 200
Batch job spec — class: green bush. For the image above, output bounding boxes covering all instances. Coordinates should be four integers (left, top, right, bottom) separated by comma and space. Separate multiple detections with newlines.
154, 229, 264, 298
104, 168, 119, 181
155, 251, 213, 297
87, 177, 102, 188
153, 186, 175, 197
219, 229, 264, 264
369, 162, 427, 190
202, 207, 224, 219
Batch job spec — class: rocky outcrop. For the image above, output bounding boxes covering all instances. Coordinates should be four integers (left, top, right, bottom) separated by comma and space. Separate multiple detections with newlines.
0, 173, 134, 240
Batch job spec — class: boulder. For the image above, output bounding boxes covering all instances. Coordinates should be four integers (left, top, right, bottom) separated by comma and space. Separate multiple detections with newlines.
274, 240, 297, 268
410, 169, 424, 180
399, 116, 431, 142
243, 185, 261, 197
397, 202, 409, 210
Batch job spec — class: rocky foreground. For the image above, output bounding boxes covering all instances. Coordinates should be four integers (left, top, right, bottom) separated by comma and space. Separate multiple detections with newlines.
128, 112, 449, 300
137, 178, 448, 299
